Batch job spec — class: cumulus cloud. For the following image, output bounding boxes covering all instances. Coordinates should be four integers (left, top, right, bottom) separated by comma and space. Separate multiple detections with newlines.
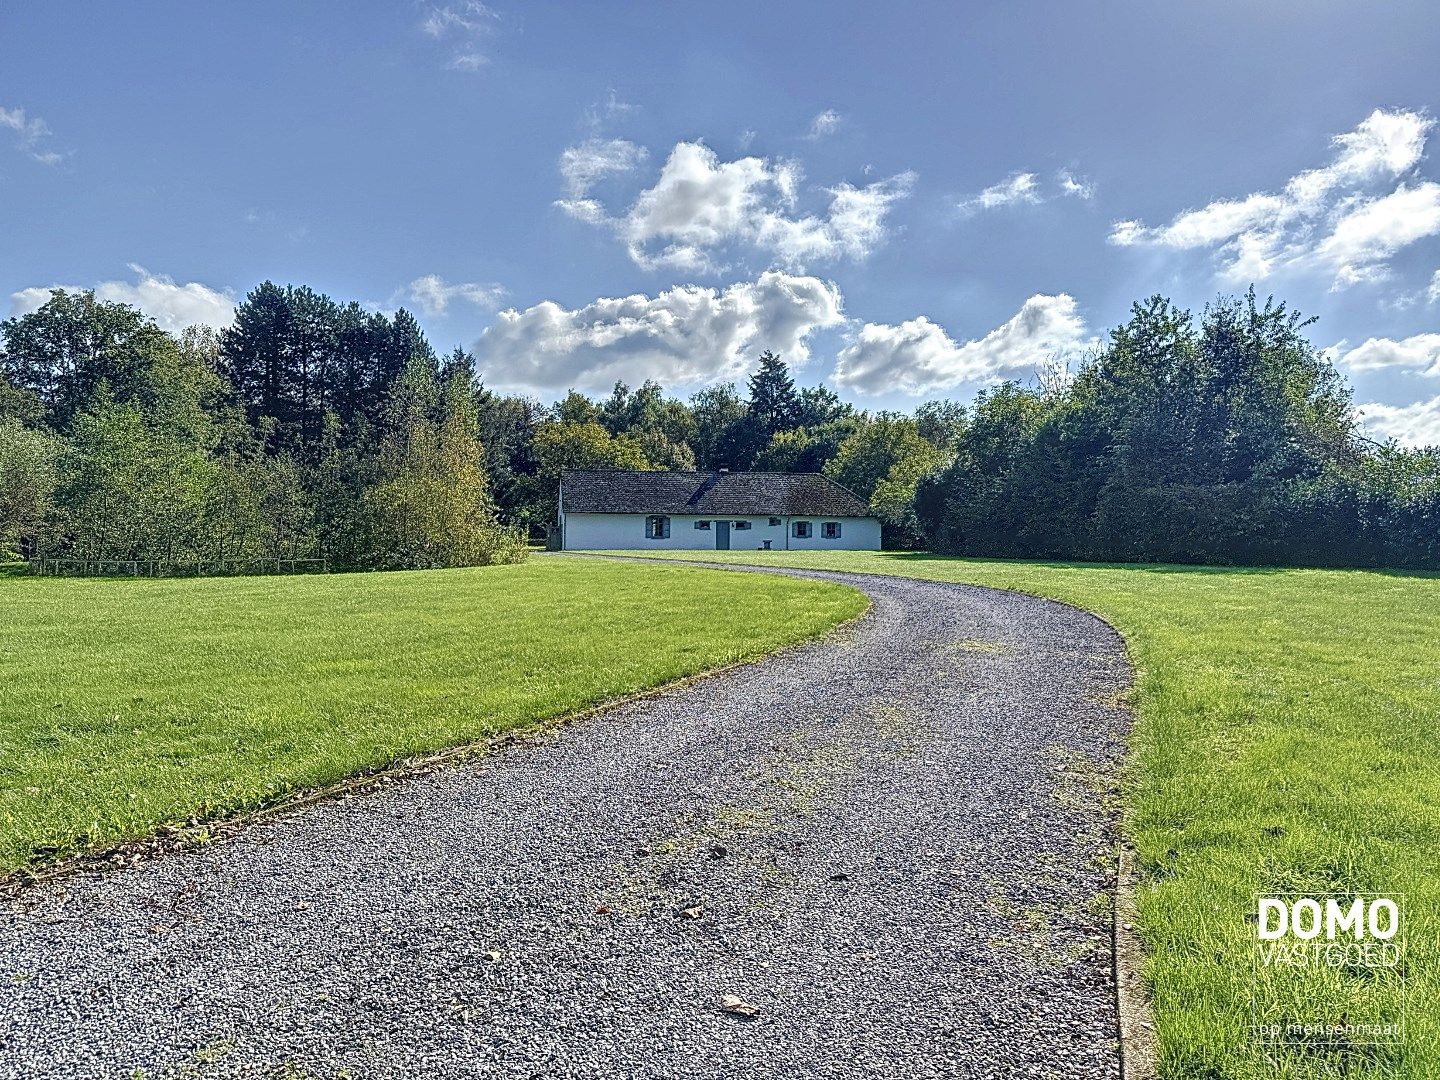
472, 271, 844, 393
1110, 108, 1439, 288
1429, 269, 1440, 305
805, 110, 843, 140
406, 274, 507, 318
557, 139, 915, 272
832, 294, 1091, 396
1337, 333, 1440, 377
10, 266, 235, 332
1, 104, 60, 165
958, 172, 1041, 214
1358, 396, 1440, 448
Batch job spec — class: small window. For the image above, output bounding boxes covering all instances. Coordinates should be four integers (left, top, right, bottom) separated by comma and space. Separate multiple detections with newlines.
792, 521, 812, 538
734, 520, 751, 530
823, 521, 842, 540
645, 515, 671, 539
768, 517, 781, 527
694, 519, 712, 530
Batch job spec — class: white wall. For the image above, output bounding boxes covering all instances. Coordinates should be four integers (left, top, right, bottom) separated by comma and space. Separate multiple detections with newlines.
786, 516, 881, 551
562, 513, 881, 551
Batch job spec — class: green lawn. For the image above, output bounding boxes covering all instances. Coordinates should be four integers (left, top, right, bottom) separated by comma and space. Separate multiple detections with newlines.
611, 549, 1438, 1080
0, 558, 865, 876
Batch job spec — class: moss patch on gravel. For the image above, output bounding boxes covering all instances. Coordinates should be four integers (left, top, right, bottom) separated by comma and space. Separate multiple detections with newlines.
0, 558, 866, 875
612, 549, 1440, 1080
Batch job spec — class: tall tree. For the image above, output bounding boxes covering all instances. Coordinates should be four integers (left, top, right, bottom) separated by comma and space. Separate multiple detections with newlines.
0, 290, 196, 432
361, 359, 522, 569
747, 351, 800, 436
689, 382, 747, 470
220, 283, 417, 454
794, 383, 853, 429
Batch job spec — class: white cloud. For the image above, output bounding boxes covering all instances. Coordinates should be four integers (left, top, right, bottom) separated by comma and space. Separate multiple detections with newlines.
559, 139, 915, 272
1057, 168, 1094, 199
1110, 108, 1438, 288
420, 1, 495, 36
472, 271, 844, 394
557, 137, 647, 207
406, 275, 507, 318
959, 172, 1041, 214
959, 169, 1095, 214
806, 110, 843, 140
10, 266, 235, 332
0, 105, 46, 144
447, 52, 488, 71
419, 2, 497, 70
1315, 183, 1440, 288
1428, 270, 1440, 305
1338, 333, 1440, 377
832, 293, 1091, 396
0, 104, 59, 165
582, 89, 636, 134
1358, 396, 1440, 447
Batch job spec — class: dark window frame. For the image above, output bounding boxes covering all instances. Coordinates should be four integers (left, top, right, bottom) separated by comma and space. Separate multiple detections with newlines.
734, 520, 752, 530
822, 521, 842, 540
792, 520, 812, 539
645, 515, 671, 540
694, 519, 712, 530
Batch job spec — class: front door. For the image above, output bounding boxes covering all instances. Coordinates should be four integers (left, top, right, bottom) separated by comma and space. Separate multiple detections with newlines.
715, 520, 731, 550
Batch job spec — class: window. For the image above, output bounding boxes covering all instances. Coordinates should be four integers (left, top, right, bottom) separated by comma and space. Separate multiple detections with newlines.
645, 515, 670, 539
822, 521, 842, 540
792, 521, 812, 538
694, 519, 712, 530
734, 520, 751, 530
768, 517, 781, 526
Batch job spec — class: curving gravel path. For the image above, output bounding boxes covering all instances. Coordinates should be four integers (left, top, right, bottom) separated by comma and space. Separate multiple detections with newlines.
0, 563, 1133, 1080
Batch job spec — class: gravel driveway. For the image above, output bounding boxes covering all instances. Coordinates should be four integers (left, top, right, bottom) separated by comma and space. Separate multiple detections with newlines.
1, 563, 1133, 1079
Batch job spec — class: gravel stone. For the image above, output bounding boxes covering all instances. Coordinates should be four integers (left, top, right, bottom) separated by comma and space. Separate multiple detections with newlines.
0, 566, 1133, 1079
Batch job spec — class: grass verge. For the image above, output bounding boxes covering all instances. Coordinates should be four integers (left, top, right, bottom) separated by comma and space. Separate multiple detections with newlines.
0, 557, 866, 876
605, 549, 1438, 1080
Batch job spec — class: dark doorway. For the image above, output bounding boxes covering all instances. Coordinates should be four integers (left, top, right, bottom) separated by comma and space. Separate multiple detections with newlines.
716, 520, 731, 550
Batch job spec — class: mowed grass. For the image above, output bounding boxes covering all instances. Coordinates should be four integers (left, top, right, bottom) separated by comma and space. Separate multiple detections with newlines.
613, 549, 1439, 1080
0, 558, 866, 875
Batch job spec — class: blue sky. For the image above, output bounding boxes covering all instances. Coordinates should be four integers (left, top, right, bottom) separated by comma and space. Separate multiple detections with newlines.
4, 2, 1440, 444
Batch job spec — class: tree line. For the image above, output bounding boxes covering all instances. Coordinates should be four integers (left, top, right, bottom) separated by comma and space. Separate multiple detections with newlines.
0, 286, 525, 570
915, 293, 1440, 568
2, 281, 1436, 572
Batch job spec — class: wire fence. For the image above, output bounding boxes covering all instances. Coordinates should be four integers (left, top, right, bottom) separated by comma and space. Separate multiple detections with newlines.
28, 558, 329, 578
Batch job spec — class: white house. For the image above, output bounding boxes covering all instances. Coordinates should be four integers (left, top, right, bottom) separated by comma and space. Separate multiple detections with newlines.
558, 469, 882, 551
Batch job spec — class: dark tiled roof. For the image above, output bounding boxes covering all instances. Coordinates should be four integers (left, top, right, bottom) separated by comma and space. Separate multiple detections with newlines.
561, 470, 872, 517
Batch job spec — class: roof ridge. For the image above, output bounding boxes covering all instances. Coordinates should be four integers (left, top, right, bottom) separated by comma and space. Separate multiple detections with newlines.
559, 468, 872, 517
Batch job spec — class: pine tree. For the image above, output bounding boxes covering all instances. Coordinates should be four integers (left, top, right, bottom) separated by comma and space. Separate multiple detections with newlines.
747, 351, 799, 437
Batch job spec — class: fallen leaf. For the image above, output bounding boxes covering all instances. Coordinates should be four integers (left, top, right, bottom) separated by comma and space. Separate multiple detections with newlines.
720, 994, 758, 1018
